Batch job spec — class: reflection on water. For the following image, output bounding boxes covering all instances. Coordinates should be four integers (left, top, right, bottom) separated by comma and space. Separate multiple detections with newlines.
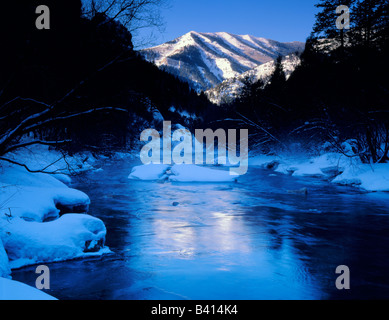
12, 160, 389, 300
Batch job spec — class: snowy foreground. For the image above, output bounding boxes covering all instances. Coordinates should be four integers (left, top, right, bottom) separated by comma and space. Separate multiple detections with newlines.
0, 277, 57, 300
0, 146, 113, 299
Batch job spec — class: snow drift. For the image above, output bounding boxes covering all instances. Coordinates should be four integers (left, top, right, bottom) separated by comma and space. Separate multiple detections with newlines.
252, 151, 389, 192
0, 214, 108, 269
0, 277, 56, 300
0, 165, 90, 222
0, 149, 110, 276
0, 238, 10, 278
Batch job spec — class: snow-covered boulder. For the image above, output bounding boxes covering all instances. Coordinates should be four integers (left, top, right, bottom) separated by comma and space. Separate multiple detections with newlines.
0, 237, 11, 278
0, 165, 90, 222
332, 163, 389, 192
169, 164, 237, 182
341, 139, 358, 157
0, 214, 109, 269
249, 154, 281, 167
52, 173, 72, 185
128, 164, 170, 181
258, 153, 354, 179
0, 277, 57, 300
1, 185, 90, 222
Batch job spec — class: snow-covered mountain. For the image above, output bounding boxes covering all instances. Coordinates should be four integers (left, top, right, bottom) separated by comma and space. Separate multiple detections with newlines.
141, 31, 305, 91
206, 54, 301, 105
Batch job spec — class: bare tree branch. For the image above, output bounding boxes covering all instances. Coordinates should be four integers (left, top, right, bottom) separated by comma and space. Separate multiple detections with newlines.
21, 107, 129, 134
235, 111, 285, 147
0, 54, 133, 155
3, 140, 72, 154
0, 156, 68, 174
83, 0, 168, 47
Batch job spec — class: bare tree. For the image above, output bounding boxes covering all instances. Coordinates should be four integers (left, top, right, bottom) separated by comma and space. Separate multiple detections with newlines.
0, 54, 131, 171
290, 114, 389, 164
82, 0, 169, 47
0, 0, 168, 173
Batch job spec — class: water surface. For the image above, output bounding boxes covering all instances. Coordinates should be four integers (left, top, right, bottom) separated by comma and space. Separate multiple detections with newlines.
12, 159, 389, 299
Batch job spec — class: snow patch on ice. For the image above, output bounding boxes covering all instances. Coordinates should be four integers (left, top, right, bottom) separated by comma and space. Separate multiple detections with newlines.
128, 163, 238, 183
169, 164, 237, 183
128, 164, 170, 181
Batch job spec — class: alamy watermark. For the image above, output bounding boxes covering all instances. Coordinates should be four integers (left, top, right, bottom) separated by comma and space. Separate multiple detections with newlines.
35, 265, 50, 290
35, 5, 50, 30
140, 121, 249, 176
336, 5, 350, 30
335, 265, 350, 290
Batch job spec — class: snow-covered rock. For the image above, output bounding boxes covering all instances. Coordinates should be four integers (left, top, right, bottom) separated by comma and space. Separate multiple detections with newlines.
250, 154, 282, 167
332, 163, 389, 192
0, 145, 110, 296
128, 164, 170, 181
52, 173, 72, 185
0, 277, 57, 300
0, 165, 90, 222
0, 214, 109, 269
282, 153, 349, 177
0, 238, 11, 278
251, 151, 389, 192
169, 164, 237, 182
254, 152, 354, 178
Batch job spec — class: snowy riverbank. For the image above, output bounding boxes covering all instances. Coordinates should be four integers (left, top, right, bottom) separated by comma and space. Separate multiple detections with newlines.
128, 144, 389, 192
0, 145, 126, 299
250, 151, 389, 192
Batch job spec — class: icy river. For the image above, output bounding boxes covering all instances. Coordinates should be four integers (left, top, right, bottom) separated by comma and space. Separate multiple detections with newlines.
11, 158, 389, 299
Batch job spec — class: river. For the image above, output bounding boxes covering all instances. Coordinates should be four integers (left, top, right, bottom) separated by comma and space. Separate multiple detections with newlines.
11, 158, 389, 299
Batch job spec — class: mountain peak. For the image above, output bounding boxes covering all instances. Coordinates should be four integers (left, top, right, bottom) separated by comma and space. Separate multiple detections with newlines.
141, 32, 305, 92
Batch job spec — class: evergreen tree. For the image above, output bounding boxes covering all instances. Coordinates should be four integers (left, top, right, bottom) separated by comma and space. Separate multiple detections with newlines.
351, 0, 384, 48
265, 56, 287, 94
311, 0, 356, 52
375, 0, 389, 49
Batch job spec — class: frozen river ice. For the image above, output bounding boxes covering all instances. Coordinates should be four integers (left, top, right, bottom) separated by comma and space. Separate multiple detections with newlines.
12, 159, 389, 299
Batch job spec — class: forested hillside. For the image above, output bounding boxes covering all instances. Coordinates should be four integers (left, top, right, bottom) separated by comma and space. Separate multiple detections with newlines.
214, 0, 389, 163
0, 0, 213, 157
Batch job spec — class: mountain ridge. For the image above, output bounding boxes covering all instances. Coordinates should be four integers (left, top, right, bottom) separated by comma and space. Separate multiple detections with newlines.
206, 54, 302, 105
141, 31, 305, 92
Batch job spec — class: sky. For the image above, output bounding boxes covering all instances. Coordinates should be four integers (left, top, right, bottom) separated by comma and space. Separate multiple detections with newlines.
136, 0, 319, 48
